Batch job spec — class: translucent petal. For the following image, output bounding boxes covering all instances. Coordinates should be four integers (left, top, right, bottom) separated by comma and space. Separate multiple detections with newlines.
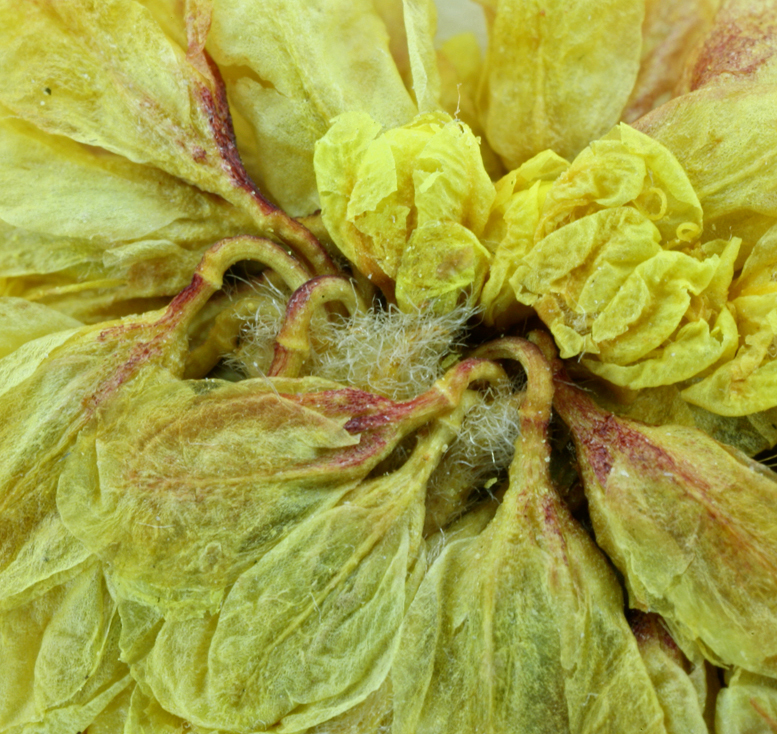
477, 0, 644, 168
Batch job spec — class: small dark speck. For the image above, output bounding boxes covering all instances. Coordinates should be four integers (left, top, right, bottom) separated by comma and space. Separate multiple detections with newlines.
44, 87, 51, 95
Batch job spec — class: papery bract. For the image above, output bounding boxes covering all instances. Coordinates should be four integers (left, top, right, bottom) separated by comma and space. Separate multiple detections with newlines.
392, 338, 668, 734
540, 333, 777, 677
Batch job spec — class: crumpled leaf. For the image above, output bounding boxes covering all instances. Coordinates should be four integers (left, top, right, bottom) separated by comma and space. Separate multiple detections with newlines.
0, 559, 131, 733
130, 412, 465, 732
476, 0, 644, 168
0, 0, 332, 276
622, 0, 721, 122
544, 340, 777, 677
630, 612, 713, 734
391, 338, 667, 734
0, 110, 259, 321
315, 110, 495, 308
716, 668, 777, 734
204, 0, 421, 216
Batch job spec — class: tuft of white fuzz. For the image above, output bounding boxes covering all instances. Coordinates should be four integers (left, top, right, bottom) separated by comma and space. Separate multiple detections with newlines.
446, 383, 523, 478
310, 302, 474, 401
425, 382, 523, 533
229, 289, 475, 400
224, 278, 290, 378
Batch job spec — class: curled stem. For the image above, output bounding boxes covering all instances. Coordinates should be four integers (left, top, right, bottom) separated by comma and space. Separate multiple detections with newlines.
161, 235, 311, 337
471, 336, 555, 472
269, 276, 368, 378
344, 357, 511, 435
184, 296, 269, 379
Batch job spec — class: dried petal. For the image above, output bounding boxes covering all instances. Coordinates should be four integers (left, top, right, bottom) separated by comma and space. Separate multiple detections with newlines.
543, 336, 777, 677
315, 110, 495, 306
392, 338, 667, 733
630, 611, 712, 734
0, 560, 130, 732
204, 0, 419, 215
622, 0, 721, 121
677, 0, 777, 93
131, 411, 469, 731
0, 0, 333, 275
476, 0, 644, 168
635, 83, 777, 251
716, 668, 777, 734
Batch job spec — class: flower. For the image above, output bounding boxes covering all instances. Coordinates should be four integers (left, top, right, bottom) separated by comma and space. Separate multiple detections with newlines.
1, 1, 777, 732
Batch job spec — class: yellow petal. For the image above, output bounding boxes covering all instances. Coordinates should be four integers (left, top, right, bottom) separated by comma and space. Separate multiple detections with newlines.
316, 110, 495, 303
395, 220, 491, 313
477, 0, 644, 168
205, 0, 417, 215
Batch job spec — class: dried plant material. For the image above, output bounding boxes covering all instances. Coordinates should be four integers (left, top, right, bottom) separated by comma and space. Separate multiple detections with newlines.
309, 303, 473, 401
535, 124, 703, 244
204, 0, 422, 216
508, 125, 742, 389
0, 559, 131, 732
583, 380, 777, 456
476, 0, 644, 168
0, 0, 333, 276
716, 668, 777, 734
424, 385, 522, 535
0, 297, 82, 359
634, 83, 777, 251
622, 0, 721, 121
314, 110, 495, 304
630, 612, 711, 734
57, 362, 474, 616
87, 683, 205, 734
0, 238, 308, 614
394, 220, 491, 313
480, 149, 569, 327
681, 224, 777, 416
130, 409, 475, 732
232, 288, 473, 400
0, 110, 262, 321
676, 0, 777, 93
436, 32, 504, 179
541, 335, 777, 677
399, 0, 441, 113
392, 338, 667, 734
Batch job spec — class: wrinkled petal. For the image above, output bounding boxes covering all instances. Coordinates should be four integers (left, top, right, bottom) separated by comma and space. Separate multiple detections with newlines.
205, 0, 419, 215
315, 110, 495, 307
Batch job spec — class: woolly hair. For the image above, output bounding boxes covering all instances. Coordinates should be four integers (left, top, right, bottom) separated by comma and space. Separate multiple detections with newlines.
224, 278, 290, 379
424, 384, 523, 534
230, 284, 474, 401
309, 303, 474, 401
